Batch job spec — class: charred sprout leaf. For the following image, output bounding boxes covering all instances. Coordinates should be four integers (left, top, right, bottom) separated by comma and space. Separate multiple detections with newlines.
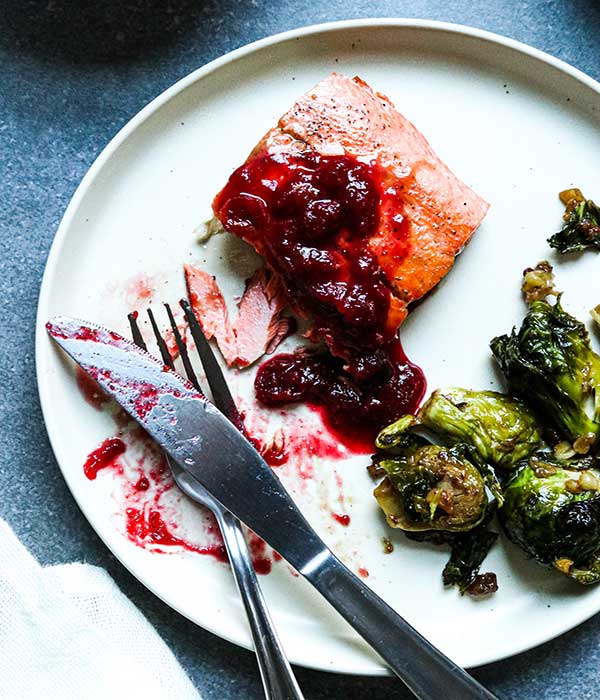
419, 388, 543, 470
500, 454, 600, 584
442, 526, 498, 595
406, 506, 499, 595
490, 296, 600, 444
548, 189, 600, 253
373, 444, 488, 532
443, 504, 498, 595
591, 305, 600, 328
522, 261, 558, 304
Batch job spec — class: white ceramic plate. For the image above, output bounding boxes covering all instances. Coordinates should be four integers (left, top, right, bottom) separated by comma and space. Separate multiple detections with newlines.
36, 19, 600, 674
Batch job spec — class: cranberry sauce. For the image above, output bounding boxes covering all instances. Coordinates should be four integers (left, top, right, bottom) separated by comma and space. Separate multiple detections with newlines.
215, 152, 426, 447
213, 153, 398, 356
125, 507, 228, 563
255, 341, 425, 451
83, 438, 126, 480
332, 512, 351, 527
76, 367, 109, 410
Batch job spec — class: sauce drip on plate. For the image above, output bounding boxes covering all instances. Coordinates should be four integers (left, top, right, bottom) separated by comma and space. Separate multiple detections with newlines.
83, 437, 126, 480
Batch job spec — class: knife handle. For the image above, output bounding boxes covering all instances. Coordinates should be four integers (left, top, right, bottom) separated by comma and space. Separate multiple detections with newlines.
301, 551, 499, 700
216, 508, 305, 700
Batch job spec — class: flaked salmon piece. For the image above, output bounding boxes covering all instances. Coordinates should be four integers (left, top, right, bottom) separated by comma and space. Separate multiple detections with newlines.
233, 268, 291, 367
184, 263, 237, 363
184, 263, 290, 367
214, 73, 489, 350
265, 316, 295, 355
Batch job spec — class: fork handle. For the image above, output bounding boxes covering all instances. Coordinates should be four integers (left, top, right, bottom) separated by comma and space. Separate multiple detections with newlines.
215, 508, 305, 700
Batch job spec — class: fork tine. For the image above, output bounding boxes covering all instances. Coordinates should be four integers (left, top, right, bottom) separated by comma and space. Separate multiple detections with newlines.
127, 311, 147, 351
147, 307, 175, 370
179, 298, 242, 430
164, 303, 201, 392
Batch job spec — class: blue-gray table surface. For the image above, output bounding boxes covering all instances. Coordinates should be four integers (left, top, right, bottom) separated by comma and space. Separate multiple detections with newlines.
2, 1, 600, 698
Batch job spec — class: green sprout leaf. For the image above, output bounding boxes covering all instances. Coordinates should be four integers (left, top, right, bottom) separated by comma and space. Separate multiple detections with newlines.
548, 189, 600, 254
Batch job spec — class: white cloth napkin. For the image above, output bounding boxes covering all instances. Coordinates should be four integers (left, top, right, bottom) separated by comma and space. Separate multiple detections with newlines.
0, 519, 201, 700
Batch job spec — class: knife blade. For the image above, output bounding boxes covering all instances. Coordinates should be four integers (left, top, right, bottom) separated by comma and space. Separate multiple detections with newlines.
47, 316, 499, 700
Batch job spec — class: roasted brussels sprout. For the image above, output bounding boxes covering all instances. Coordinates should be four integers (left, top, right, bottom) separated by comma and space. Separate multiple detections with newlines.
500, 454, 600, 584
548, 188, 600, 254
491, 294, 600, 445
373, 444, 488, 532
374, 417, 498, 593
419, 388, 543, 470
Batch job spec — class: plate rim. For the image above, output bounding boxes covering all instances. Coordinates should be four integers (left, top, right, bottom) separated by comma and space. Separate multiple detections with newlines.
35, 17, 600, 674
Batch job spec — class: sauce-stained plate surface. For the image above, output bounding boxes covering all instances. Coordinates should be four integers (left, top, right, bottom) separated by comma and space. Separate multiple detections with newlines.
36, 19, 600, 674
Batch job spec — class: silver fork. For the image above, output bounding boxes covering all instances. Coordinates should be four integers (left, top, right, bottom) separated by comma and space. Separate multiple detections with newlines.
128, 305, 304, 700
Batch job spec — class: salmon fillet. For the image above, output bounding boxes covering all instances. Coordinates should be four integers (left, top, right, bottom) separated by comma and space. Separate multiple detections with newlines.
213, 73, 488, 361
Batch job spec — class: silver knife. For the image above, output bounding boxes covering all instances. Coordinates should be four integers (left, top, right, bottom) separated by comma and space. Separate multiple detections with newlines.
47, 316, 499, 700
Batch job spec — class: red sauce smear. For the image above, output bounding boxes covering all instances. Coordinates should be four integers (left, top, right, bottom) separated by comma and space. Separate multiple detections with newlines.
214, 153, 426, 448
123, 503, 274, 574
125, 507, 228, 562
124, 510, 273, 575
83, 438, 126, 480
332, 512, 351, 527
126, 273, 155, 304
76, 367, 109, 410
298, 430, 347, 461
134, 476, 150, 491
132, 384, 161, 420
259, 440, 288, 467
252, 559, 272, 575
246, 532, 272, 575
46, 321, 121, 344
